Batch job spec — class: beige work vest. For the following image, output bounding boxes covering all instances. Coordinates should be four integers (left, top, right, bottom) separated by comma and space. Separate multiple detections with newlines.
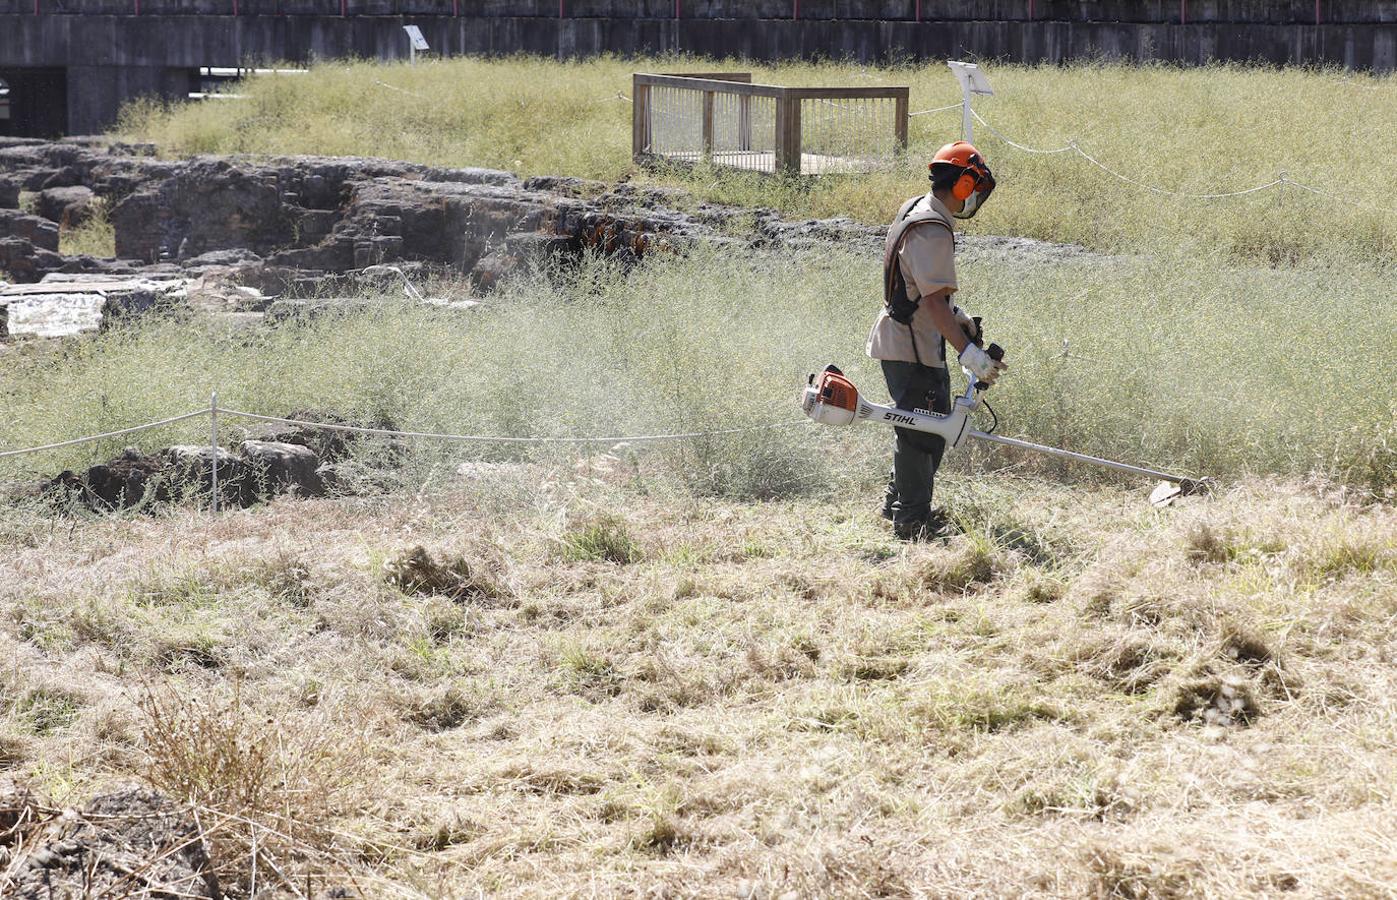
866, 194, 959, 367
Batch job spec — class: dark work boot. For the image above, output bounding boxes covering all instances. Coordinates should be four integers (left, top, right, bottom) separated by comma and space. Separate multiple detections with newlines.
893, 508, 951, 542
881, 478, 898, 521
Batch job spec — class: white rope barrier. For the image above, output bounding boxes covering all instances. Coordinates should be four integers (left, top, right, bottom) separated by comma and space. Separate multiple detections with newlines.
0, 407, 812, 462
970, 110, 1073, 155
909, 103, 963, 118
970, 109, 1394, 212
0, 410, 211, 460
1069, 143, 1287, 199
1277, 177, 1397, 217
358, 264, 426, 303
218, 409, 811, 445
372, 79, 424, 99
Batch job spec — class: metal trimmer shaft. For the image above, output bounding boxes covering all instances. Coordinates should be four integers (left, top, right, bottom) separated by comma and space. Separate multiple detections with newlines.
968, 431, 1197, 487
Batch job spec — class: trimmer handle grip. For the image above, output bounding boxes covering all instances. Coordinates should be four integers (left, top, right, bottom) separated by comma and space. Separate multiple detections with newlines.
973, 344, 1006, 392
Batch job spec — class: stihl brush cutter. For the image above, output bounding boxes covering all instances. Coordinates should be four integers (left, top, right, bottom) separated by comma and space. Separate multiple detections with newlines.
801, 343, 1206, 499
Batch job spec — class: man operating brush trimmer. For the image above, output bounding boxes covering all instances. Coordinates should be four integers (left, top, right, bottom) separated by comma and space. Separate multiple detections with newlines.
808, 145, 1199, 506
867, 140, 1006, 541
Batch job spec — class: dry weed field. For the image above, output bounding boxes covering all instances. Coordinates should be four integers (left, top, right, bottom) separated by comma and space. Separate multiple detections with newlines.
3, 55, 1395, 899
3, 471, 1395, 896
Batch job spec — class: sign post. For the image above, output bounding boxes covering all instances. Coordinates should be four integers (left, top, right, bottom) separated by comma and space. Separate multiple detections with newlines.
403, 25, 429, 65
209, 392, 219, 515
947, 60, 993, 142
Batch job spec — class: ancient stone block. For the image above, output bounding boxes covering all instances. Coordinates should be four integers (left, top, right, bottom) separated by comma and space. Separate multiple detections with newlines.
35, 185, 96, 228
240, 439, 328, 499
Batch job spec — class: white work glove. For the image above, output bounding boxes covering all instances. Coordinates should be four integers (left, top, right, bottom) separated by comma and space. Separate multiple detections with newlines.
959, 342, 1007, 385
952, 304, 982, 345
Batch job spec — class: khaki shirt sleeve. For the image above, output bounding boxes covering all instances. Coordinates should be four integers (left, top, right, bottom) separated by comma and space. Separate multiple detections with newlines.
898, 224, 957, 301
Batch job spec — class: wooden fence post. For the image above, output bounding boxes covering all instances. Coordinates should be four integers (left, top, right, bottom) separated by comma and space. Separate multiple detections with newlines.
632, 76, 652, 162
701, 90, 715, 160
738, 94, 752, 152
894, 91, 908, 151
775, 92, 802, 175
209, 393, 220, 516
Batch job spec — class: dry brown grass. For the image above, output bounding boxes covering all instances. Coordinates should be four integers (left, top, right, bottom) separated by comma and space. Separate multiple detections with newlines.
0, 473, 1394, 896
136, 682, 372, 894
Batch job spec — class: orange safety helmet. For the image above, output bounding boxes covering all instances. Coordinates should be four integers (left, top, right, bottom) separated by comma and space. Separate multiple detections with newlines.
929, 140, 996, 219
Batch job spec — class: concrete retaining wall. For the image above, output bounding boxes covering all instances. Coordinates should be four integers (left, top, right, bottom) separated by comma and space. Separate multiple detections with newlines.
5, 1, 1396, 23
0, 8, 1392, 135
4, 13, 1389, 70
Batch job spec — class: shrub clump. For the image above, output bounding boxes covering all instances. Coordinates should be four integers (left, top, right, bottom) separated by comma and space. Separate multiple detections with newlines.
917, 539, 1001, 594
1169, 671, 1261, 726
384, 546, 507, 603
136, 686, 363, 893
561, 515, 643, 564
403, 685, 480, 733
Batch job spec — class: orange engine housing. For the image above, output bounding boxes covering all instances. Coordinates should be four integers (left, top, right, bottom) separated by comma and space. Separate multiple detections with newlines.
803, 365, 861, 426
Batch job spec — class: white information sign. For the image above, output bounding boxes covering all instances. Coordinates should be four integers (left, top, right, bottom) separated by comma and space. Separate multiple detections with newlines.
403, 25, 430, 65
947, 61, 994, 142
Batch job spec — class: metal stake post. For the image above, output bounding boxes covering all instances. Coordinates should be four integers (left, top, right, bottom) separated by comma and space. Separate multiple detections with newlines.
209, 392, 220, 515
947, 61, 993, 143
961, 88, 972, 143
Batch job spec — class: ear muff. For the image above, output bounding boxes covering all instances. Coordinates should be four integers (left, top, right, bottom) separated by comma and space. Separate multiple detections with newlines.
952, 171, 978, 201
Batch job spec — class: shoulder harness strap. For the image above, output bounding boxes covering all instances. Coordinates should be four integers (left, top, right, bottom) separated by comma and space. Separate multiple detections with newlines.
883, 195, 954, 309
883, 195, 954, 367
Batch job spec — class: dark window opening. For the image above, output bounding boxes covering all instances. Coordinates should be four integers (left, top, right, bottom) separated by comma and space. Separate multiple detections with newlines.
0, 69, 69, 139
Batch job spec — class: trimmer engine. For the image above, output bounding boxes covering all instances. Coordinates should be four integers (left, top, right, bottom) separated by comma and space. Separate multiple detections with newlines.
802, 359, 987, 449
801, 365, 864, 426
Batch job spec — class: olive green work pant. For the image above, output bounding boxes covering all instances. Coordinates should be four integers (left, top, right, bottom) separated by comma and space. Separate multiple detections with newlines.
880, 358, 951, 526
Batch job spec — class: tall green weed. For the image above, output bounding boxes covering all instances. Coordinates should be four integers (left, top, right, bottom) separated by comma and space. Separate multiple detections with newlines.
2, 248, 1392, 495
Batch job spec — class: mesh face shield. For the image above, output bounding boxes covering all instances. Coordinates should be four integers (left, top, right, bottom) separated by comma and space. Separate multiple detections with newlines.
953, 167, 996, 220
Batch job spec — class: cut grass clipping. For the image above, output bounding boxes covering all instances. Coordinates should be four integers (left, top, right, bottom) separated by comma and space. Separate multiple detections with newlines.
3, 478, 1390, 895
